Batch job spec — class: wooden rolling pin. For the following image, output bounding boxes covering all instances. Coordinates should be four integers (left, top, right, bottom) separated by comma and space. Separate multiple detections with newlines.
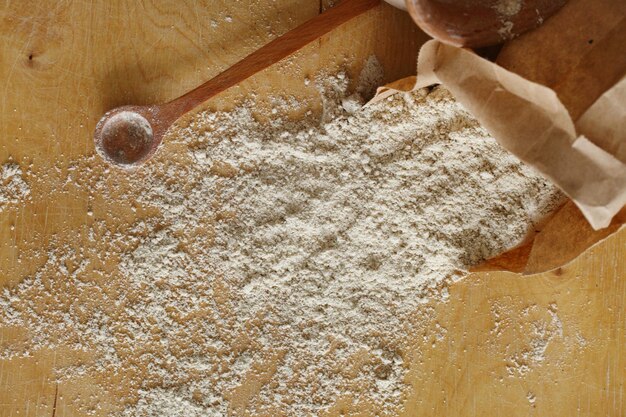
94, 0, 381, 168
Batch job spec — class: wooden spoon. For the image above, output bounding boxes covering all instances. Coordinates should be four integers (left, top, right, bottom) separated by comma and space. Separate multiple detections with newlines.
94, 0, 380, 168
404, 0, 568, 48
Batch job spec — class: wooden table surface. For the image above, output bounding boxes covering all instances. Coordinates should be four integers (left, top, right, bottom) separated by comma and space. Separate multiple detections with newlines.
0, 1, 624, 416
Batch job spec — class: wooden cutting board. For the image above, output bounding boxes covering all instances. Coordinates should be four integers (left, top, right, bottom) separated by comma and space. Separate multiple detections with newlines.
0, 1, 623, 415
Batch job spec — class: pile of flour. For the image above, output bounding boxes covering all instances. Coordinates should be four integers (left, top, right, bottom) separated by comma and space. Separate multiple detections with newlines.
0, 65, 563, 416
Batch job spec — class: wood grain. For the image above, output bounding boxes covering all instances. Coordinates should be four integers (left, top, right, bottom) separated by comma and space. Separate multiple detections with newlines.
0, 1, 624, 416
93, 0, 382, 167
169, 0, 381, 119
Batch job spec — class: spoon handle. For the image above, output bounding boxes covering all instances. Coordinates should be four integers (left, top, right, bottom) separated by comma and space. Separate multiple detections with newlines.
161, 0, 381, 124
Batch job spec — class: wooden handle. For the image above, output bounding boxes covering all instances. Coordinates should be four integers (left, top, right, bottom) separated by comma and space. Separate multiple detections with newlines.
94, 0, 381, 168
161, 0, 381, 123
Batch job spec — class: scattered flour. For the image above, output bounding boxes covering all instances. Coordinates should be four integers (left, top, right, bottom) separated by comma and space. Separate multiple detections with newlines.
494, 0, 523, 17
493, 0, 524, 40
0, 161, 30, 211
505, 303, 565, 378
0, 62, 564, 415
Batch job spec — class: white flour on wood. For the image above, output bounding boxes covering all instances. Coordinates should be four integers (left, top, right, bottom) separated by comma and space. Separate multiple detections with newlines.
0, 161, 30, 211
0, 63, 563, 416
494, 0, 523, 17
493, 0, 524, 39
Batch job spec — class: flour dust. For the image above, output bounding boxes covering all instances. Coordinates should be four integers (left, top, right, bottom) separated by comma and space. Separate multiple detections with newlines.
0, 61, 563, 416
0, 161, 30, 212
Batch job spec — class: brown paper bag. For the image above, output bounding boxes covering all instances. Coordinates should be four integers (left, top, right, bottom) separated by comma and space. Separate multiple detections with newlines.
372, 40, 626, 230
370, 0, 625, 273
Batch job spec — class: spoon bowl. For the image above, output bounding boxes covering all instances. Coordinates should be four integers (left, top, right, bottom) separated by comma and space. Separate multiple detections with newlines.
93, 0, 381, 168
94, 107, 161, 167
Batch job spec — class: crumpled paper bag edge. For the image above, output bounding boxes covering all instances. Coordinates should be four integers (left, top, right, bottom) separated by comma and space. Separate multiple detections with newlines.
370, 39, 626, 231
